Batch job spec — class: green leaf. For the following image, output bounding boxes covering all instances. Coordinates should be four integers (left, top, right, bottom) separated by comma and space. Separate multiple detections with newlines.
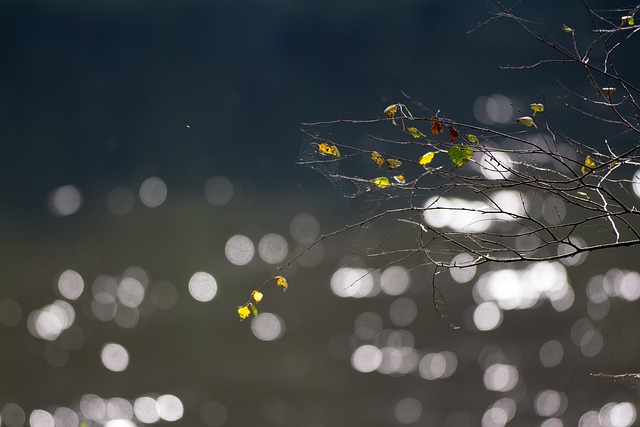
373, 177, 390, 188
448, 144, 474, 167
407, 127, 426, 138
467, 134, 479, 143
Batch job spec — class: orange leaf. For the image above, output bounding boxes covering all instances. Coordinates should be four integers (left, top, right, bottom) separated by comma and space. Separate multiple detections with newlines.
448, 125, 459, 142
430, 116, 443, 135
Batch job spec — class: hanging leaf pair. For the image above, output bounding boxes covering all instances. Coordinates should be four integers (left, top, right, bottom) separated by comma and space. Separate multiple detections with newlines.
581, 156, 596, 174
371, 151, 402, 169
384, 103, 412, 127
237, 276, 289, 321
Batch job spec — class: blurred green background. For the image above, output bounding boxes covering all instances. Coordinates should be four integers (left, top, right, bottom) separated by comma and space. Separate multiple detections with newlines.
1, 1, 640, 426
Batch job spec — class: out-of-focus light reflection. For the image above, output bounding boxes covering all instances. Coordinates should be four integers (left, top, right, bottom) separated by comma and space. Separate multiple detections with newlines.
632, 168, 640, 198
204, 176, 234, 206
150, 280, 178, 309
101, 342, 129, 372
139, 177, 167, 208
117, 278, 145, 308
105, 420, 136, 427
474, 262, 573, 312
557, 236, 587, 266
2, 403, 25, 427
607, 402, 637, 427
29, 409, 54, 427
156, 395, 184, 422
539, 340, 564, 368
114, 305, 140, 329
541, 195, 566, 225
535, 390, 567, 417
473, 302, 502, 331
57, 269, 84, 300
200, 401, 228, 427
295, 242, 325, 268
389, 298, 417, 326
251, 312, 285, 341
224, 235, 255, 266
473, 94, 515, 124
354, 311, 383, 340
483, 364, 518, 392
53, 407, 78, 427
482, 407, 508, 427
107, 185, 135, 216
450, 253, 477, 284
571, 318, 603, 357
424, 196, 491, 233
418, 351, 457, 380
48, 185, 82, 216
351, 345, 382, 373
330, 268, 378, 298
27, 300, 75, 341
0, 298, 22, 327
289, 213, 320, 244
80, 394, 106, 421
394, 397, 422, 424
257, 233, 288, 264
479, 152, 513, 180
107, 398, 134, 420
91, 292, 117, 321
134, 396, 160, 424
188, 272, 218, 302
540, 418, 563, 427
380, 265, 410, 295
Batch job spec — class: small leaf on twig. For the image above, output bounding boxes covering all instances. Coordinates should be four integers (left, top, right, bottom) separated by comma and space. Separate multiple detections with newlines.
275, 275, 288, 291
621, 15, 635, 26
318, 143, 341, 157
530, 103, 544, 116
393, 174, 405, 184
371, 151, 385, 167
430, 116, 443, 135
516, 116, 537, 128
602, 87, 616, 96
561, 23, 574, 34
448, 125, 459, 142
467, 134, 479, 143
373, 176, 390, 189
252, 290, 264, 303
407, 127, 426, 138
581, 156, 596, 174
386, 158, 402, 169
418, 152, 436, 167
238, 305, 251, 321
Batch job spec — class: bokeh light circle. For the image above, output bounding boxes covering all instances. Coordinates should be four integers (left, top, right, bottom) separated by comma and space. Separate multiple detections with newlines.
225, 235, 255, 266
100, 342, 129, 372
139, 177, 167, 208
48, 185, 82, 216
188, 272, 218, 302
251, 313, 285, 341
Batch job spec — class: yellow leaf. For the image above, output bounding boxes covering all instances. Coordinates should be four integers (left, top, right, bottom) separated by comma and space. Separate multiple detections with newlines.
252, 290, 263, 303
577, 191, 590, 200
581, 156, 596, 174
515, 116, 537, 128
371, 151, 385, 167
386, 158, 402, 169
621, 15, 635, 26
467, 134, 479, 143
602, 87, 616, 96
530, 103, 544, 115
407, 127, 426, 138
373, 177, 390, 188
418, 152, 436, 166
275, 275, 288, 291
238, 305, 251, 321
393, 174, 405, 184
561, 23, 574, 34
318, 143, 341, 157
384, 104, 398, 117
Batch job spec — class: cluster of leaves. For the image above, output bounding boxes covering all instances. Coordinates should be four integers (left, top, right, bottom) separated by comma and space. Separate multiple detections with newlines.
237, 276, 288, 321
238, 3, 640, 324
